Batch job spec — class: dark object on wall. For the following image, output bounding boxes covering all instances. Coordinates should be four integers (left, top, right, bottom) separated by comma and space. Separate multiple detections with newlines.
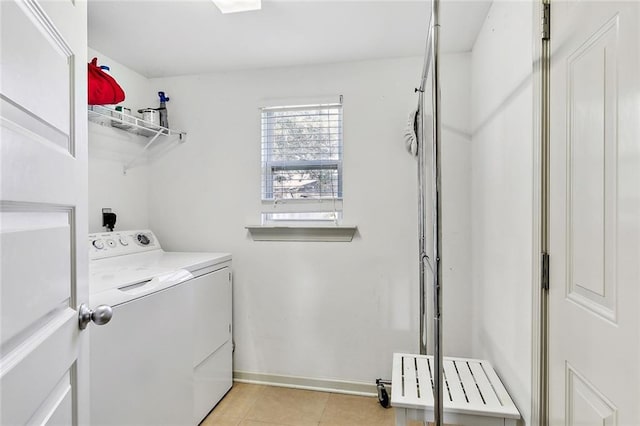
88, 58, 125, 105
102, 211, 117, 232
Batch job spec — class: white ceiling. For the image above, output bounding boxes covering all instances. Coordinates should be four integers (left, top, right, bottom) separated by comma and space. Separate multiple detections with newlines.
88, 0, 491, 78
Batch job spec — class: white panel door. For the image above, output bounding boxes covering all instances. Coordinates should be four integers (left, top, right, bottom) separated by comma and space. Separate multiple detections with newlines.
549, 1, 639, 425
0, 0, 89, 424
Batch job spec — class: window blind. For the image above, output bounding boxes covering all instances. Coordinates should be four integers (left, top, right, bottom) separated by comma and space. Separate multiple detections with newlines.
261, 103, 343, 205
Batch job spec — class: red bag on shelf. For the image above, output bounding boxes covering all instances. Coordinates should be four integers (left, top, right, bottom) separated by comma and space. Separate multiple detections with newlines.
88, 57, 125, 105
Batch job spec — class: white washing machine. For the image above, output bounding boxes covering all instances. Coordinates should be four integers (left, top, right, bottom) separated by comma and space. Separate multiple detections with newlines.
88, 230, 232, 425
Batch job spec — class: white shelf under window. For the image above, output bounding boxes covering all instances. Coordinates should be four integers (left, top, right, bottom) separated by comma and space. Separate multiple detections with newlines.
246, 225, 357, 242
88, 105, 186, 173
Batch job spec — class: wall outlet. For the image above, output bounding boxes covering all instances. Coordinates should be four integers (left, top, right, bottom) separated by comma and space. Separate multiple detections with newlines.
102, 208, 116, 231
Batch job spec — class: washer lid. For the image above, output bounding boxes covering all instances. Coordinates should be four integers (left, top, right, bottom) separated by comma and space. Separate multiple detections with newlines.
89, 250, 232, 306
89, 268, 193, 307
151, 251, 232, 273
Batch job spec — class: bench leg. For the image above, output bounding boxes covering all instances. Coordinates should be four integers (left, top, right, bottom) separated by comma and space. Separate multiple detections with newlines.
395, 407, 517, 426
395, 407, 407, 426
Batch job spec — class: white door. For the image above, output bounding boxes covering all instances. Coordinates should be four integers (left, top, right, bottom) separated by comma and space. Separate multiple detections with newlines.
0, 0, 90, 424
549, 1, 639, 425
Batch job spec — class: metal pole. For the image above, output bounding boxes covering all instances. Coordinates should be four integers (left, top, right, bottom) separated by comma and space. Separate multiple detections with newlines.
430, 0, 443, 424
417, 0, 434, 358
417, 92, 428, 356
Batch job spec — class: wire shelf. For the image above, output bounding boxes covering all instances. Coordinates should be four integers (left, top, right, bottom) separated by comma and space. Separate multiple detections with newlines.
88, 105, 186, 140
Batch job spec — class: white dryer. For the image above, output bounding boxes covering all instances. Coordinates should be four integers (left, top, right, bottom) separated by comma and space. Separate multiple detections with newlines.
88, 230, 232, 425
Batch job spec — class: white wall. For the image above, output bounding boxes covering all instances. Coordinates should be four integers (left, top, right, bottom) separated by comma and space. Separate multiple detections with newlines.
440, 53, 473, 358
87, 48, 155, 232
423, 53, 474, 359
146, 56, 472, 385
470, 2, 534, 424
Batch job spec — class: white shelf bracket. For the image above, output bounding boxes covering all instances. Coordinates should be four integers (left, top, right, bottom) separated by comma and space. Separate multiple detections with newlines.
88, 105, 186, 174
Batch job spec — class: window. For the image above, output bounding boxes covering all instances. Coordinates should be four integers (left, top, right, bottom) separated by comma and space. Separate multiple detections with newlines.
261, 102, 343, 224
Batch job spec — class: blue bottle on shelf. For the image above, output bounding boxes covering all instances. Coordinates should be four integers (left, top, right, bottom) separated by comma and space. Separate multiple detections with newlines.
158, 91, 169, 128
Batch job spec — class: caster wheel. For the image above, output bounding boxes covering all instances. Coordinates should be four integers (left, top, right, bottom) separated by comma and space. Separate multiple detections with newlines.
377, 383, 390, 408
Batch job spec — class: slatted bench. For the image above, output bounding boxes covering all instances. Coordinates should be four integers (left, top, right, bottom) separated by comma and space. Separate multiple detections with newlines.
391, 353, 521, 426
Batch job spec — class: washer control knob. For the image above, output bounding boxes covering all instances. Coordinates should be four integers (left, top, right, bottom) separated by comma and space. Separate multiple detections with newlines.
119, 237, 129, 246
137, 233, 150, 246
92, 239, 105, 250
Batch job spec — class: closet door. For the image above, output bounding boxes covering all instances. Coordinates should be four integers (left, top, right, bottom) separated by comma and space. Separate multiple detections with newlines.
548, 1, 639, 425
0, 0, 90, 424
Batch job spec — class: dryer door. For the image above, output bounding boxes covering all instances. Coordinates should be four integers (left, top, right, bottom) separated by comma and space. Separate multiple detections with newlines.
193, 267, 232, 366
193, 267, 233, 423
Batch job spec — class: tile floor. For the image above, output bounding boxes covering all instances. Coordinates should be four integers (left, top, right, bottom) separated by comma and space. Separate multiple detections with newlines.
201, 382, 426, 426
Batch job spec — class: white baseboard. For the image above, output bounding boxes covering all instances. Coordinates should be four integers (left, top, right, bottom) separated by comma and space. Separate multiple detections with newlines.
233, 371, 380, 397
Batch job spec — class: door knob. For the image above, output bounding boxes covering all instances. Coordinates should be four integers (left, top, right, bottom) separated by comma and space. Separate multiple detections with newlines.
78, 303, 113, 330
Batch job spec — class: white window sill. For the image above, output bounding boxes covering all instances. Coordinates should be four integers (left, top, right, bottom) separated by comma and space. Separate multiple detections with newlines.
245, 225, 357, 242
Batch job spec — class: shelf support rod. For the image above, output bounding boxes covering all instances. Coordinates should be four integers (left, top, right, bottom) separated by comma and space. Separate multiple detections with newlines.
123, 128, 164, 174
